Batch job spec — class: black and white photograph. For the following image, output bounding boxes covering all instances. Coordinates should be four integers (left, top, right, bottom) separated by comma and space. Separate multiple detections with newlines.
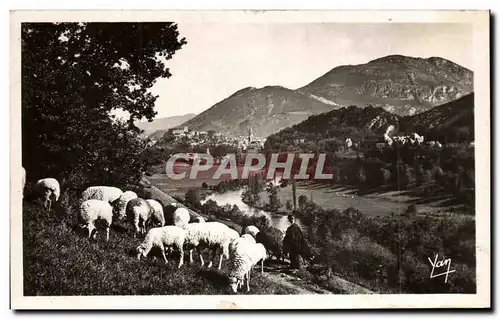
10, 10, 490, 309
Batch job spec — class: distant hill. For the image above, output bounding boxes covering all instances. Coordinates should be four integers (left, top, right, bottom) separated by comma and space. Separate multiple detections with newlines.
178, 86, 335, 138
265, 105, 400, 147
135, 113, 196, 137
266, 92, 475, 148
399, 92, 474, 141
298, 55, 473, 116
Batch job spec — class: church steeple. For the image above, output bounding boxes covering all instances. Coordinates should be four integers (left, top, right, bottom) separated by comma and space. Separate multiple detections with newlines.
248, 125, 253, 143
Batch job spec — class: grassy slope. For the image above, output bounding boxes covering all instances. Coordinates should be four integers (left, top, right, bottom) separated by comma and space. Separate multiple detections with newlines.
22, 201, 298, 296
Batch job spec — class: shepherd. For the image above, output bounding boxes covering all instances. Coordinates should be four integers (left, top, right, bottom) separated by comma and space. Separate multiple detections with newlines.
283, 215, 311, 270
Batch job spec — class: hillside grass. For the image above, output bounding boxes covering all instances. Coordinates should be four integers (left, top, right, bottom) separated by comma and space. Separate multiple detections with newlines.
22, 201, 297, 296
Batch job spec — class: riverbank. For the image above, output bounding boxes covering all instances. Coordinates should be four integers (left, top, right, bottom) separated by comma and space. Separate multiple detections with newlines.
201, 189, 309, 233
249, 180, 459, 217
240, 193, 290, 216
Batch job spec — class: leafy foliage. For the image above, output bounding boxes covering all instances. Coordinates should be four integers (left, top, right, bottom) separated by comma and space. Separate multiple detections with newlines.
300, 204, 476, 293
22, 22, 186, 191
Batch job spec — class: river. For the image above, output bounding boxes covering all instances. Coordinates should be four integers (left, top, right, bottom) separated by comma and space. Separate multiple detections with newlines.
200, 189, 309, 233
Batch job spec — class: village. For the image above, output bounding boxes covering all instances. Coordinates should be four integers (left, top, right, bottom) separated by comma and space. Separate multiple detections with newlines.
149, 124, 268, 164
152, 121, 456, 164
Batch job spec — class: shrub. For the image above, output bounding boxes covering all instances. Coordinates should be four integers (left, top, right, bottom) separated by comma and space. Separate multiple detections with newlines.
380, 168, 391, 185
356, 167, 366, 184
405, 204, 418, 216
185, 189, 199, 207
298, 195, 308, 209
242, 215, 271, 231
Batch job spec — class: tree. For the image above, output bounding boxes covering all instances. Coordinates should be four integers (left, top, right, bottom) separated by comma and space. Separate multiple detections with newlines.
160, 132, 176, 145
400, 165, 414, 188
405, 204, 418, 216
22, 23, 186, 190
415, 165, 425, 186
185, 189, 199, 207
380, 168, 391, 185
356, 166, 367, 184
298, 195, 308, 209
267, 185, 282, 212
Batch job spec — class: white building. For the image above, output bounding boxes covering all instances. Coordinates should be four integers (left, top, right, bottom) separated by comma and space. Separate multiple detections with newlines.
171, 126, 188, 136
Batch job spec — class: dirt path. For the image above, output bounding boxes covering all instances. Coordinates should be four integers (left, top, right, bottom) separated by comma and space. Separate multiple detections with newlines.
262, 260, 374, 295
263, 271, 332, 294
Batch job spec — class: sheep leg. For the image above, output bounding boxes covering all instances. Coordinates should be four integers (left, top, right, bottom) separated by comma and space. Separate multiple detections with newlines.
177, 246, 184, 269
207, 247, 216, 268
197, 246, 205, 267
261, 259, 264, 274
189, 249, 194, 264
87, 223, 95, 239
247, 272, 251, 292
133, 218, 140, 238
47, 198, 52, 211
105, 227, 110, 242
139, 219, 145, 235
217, 250, 224, 270
218, 245, 228, 270
161, 247, 168, 265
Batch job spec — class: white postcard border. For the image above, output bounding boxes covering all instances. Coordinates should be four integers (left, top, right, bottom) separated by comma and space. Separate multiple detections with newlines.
9, 9, 491, 309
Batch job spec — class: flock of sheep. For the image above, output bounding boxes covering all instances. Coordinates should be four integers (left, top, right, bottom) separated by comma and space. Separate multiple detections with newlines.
24, 171, 273, 293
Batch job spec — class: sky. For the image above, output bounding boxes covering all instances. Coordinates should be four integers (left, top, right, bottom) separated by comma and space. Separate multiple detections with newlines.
144, 22, 473, 119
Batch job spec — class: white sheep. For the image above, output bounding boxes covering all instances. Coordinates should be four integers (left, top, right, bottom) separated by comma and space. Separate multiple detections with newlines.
243, 225, 260, 239
81, 186, 123, 204
136, 226, 185, 268
191, 216, 205, 223
126, 198, 153, 238
78, 199, 113, 241
241, 234, 256, 244
36, 178, 60, 211
146, 199, 165, 227
228, 243, 267, 293
229, 234, 256, 256
173, 207, 191, 228
184, 222, 240, 270
113, 191, 138, 220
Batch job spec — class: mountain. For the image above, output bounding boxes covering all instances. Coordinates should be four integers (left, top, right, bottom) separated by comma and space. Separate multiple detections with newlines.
298, 55, 473, 116
266, 93, 475, 149
267, 105, 400, 139
399, 92, 474, 140
178, 86, 335, 138
135, 113, 196, 137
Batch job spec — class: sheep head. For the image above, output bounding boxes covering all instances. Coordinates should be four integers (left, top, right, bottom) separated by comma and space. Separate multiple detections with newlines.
136, 246, 147, 260
228, 276, 241, 293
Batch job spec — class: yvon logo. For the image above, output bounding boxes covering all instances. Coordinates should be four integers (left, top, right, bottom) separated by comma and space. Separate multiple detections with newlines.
428, 254, 456, 283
